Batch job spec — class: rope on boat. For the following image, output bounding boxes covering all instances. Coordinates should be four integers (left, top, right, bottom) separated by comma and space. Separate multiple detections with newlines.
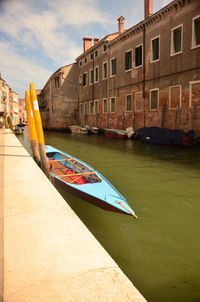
116, 200, 138, 219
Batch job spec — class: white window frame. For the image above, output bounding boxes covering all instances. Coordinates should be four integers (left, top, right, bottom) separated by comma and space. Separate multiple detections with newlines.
189, 80, 200, 107
191, 15, 200, 49
89, 101, 94, 114
103, 98, 108, 114
94, 100, 99, 114
125, 49, 133, 72
169, 85, 182, 109
170, 24, 183, 56
84, 102, 88, 115
135, 44, 143, 68
135, 92, 142, 112
110, 57, 116, 78
80, 103, 84, 115
150, 88, 159, 111
126, 94, 132, 112
150, 35, 160, 63
102, 61, 108, 80
89, 68, 94, 85
83, 72, 87, 87
94, 66, 99, 83
110, 97, 116, 113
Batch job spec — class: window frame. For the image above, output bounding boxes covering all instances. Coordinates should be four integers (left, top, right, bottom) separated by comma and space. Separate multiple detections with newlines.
84, 56, 88, 64
150, 35, 160, 63
84, 102, 88, 115
135, 92, 143, 112
94, 66, 99, 83
103, 44, 107, 52
80, 103, 84, 115
89, 101, 94, 114
125, 49, 133, 72
191, 15, 200, 49
103, 98, 108, 114
170, 24, 183, 56
189, 80, 200, 107
135, 44, 143, 68
169, 85, 182, 109
110, 57, 117, 78
126, 94, 132, 112
94, 50, 98, 57
94, 100, 99, 114
150, 88, 159, 111
110, 96, 116, 113
89, 68, 94, 85
82, 72, 87, 87
102, 61, 108, 80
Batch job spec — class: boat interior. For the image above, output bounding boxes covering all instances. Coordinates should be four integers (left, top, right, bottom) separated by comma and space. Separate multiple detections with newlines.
46, 152, 101, 185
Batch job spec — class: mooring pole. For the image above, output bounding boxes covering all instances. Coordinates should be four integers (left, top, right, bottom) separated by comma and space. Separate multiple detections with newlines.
29, 83, 49, 176
25, 90, 41, 165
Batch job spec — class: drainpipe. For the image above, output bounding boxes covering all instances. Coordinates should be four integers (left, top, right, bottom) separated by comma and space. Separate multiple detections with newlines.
143, 23, 146, 127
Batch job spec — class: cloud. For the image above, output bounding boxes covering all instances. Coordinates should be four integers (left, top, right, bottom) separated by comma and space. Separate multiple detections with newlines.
0, 41, 51, 97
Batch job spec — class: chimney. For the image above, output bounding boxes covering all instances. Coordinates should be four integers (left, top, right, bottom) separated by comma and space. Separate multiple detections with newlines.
93, 38, 99, 45
117, 16, 125, 34
83, 37, 92, 52
144, 0, 153, 19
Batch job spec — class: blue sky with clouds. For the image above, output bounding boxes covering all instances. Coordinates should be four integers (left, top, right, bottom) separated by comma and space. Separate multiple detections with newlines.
0, 0, 171, 97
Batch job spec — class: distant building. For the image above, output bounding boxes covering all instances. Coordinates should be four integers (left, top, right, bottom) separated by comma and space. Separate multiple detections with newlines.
0, 76, 9, 120
38, 63, 78, 129
76, 0, 200, 134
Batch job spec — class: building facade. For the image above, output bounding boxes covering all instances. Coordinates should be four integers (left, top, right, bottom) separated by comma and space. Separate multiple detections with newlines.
77, 0, 200, 134
38, 63, 78, 129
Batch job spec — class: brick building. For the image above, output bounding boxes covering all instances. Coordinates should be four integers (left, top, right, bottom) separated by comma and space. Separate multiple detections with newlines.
77, 0, 200, 134
38, 63, 78, 129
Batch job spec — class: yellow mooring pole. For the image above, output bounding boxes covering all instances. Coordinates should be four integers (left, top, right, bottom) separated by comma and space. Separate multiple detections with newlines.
25, 90, 41, 165
29, 83, 49, 176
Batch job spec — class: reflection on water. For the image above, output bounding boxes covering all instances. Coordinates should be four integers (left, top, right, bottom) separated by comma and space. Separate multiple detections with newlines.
18, 128, 200, 302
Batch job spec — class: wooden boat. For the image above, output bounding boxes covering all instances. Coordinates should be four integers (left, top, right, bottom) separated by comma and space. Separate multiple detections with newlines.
45, 145, 137, 217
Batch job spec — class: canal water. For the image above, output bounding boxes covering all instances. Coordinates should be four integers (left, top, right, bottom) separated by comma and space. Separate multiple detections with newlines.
18, 128, 200, 302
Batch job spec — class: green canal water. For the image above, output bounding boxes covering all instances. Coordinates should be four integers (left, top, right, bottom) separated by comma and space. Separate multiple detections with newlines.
19, 129, 200, 302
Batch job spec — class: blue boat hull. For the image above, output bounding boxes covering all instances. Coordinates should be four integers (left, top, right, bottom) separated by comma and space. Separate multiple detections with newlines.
45, 145, 137, 217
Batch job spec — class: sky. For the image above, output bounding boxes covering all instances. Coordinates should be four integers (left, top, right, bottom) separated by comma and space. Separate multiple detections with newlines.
0, 0, 171, 98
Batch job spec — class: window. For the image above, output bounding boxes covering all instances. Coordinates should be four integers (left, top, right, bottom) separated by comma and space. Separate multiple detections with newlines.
89, 69, 94, 85
169, 85, 182, 109
94, 66, 99, 83
90, 101, 94, 114
126, 95, 132, 111
135, 92, 142, 111
83, 73, 87, 86
103, 62, 108, 79
125, 50, 132, 71
151, 36, 160, 62
110, 58, 116, 77
84, 57, 87, 64
135, 45, 143, 67
103, 99, 108, 113
95, 50, 98, 57
189, 81, 200, 107
84, 102, 88, 115
94, 100, 99, 114
171, 25, 183, 55
150, 89, 159, 110
110, 97, 116, 113
80, 103, 84, 115
90, 53, 93, 60
192, 16, 200, 48
103, 44, 107, 52
79, 61, 82, 67
54, 77, 59, 89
